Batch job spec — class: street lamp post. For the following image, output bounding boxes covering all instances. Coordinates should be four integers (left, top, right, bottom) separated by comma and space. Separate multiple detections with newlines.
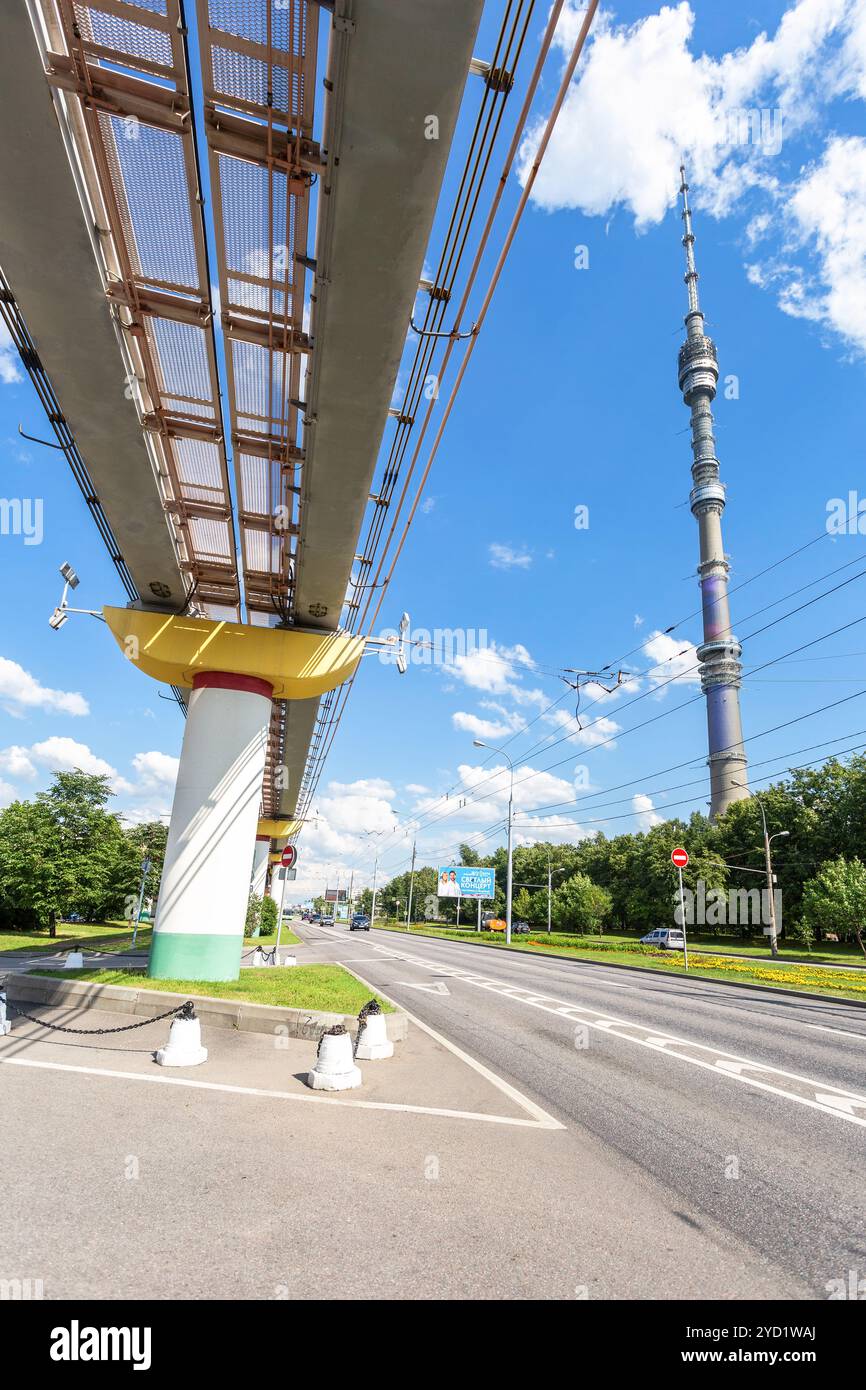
735, 784, 789, 958
474, 739, 514, 945
760, 809, 789, 959
406, 837, 417, 928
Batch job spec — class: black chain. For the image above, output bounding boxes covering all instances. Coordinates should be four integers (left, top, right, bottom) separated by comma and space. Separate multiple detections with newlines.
5, 997, 197, 1036
353, 999, 381, 1057
316, 1021, 347, 1058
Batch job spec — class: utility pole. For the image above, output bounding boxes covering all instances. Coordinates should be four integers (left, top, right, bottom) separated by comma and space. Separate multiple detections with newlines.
474, 739, 515, 945
406, 838, 417, 928
370, 854, 379, 925
347, 869, 355, 921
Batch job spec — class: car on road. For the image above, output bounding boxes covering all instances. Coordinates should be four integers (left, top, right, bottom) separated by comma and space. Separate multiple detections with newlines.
512, 920, 531, 934
640, 927, 686, 950
350, 913, 371, 931
320, 915, 334, 927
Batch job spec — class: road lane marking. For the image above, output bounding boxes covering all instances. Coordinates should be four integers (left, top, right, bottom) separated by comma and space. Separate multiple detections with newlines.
316, 929, 866, 1131
0, 1056, 560, 1129
335, 960, 564, 1131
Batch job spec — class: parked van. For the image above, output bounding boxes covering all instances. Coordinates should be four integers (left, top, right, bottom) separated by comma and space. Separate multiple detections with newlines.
640, 927, 686, 950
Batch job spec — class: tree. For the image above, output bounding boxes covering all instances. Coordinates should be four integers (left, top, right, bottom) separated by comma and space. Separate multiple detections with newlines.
512, 888, 534, 922
802, 857, 866, 949
124, 821, 168, 908
551, 873, 612, 933
259, 896, 278, 937
0, 771, 137, 933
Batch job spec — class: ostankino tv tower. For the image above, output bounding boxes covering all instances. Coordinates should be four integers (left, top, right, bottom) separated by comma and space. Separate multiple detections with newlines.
677, 166, 749, 818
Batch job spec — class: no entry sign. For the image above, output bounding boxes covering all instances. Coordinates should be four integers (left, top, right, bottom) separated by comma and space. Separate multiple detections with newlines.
281, 845, 297, 869
671, 847, 689, 869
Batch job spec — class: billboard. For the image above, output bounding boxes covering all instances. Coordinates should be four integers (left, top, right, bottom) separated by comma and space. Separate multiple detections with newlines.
436, 866, 495, 900
324, 888, 348, 902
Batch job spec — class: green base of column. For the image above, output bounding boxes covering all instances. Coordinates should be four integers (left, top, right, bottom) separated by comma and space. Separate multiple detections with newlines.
148, 932, 243, 983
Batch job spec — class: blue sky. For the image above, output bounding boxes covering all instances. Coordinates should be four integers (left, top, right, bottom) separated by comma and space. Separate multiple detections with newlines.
3, 1, 866, 901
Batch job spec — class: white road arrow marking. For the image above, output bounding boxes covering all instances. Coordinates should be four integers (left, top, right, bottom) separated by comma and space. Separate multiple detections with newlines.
814, 1093, 866, 1115
395, 980, 451, 995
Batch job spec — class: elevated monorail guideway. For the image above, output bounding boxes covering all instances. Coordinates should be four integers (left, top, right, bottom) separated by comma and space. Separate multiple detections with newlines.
0, 0, 484, 980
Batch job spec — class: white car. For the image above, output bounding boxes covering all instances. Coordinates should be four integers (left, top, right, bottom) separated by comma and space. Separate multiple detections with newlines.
640, 928, 686, 950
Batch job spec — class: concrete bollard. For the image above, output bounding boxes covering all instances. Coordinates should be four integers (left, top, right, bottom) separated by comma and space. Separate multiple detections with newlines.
64, 951, 85, 969
251, 947, 266, 967
355, 1001, 393, 1060
155, 1003, 208, 1067
279, 954, 297, 967
307, 1025, 361, 1091
0, 988, 10, 1036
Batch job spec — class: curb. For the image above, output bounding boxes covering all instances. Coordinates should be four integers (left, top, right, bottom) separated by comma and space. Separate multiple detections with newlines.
8, 973, 409, 1041
373, 927, 866, 1010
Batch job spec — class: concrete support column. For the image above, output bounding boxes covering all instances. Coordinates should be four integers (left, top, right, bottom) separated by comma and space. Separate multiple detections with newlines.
149, 672, 274, 982
251, 835, 270, 899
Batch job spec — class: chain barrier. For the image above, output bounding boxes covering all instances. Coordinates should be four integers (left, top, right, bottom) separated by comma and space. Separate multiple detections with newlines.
317, 1022, 347, 1058
2, 994, 197, 1036
353, 999, 381, 1057
242, 945, 278, 964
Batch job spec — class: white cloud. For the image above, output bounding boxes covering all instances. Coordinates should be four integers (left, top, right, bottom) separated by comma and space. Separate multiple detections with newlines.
450, 640, 535, 696
633, 792, 663, 830
513, 813, 593, 847
518, 0, 866, 353
451, 710, 521, 741
0, 320, 22, 385
0, 656, 89, 717
0, 738, 184, 810
543, 706, 621, 749
30, 736, 120, 781
405, 782, 430, 795
488, 542, 532, 570
642, 630, 701, 691
0, 745, 37, 780
777, 136, 866, 353
328, 777, 395, 800
131, 750, 180, 788
317, 778, 397, 839
522, 1, 853, 225
0, 778, 17, 808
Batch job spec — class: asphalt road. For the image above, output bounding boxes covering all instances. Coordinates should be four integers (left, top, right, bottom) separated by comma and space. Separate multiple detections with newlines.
302, 921, 866, 1298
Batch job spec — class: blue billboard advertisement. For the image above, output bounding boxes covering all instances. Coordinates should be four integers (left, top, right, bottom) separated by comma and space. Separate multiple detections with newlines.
436, 866, 495, 900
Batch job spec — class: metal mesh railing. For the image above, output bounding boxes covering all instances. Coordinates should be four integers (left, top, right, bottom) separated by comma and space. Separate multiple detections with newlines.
34, 0, 241, 619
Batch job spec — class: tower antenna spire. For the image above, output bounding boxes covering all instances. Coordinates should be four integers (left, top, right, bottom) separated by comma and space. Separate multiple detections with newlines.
676, 164, 749, 818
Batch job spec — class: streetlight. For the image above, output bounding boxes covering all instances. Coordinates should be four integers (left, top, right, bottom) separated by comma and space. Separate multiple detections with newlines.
546, 850, 569, 934
473, 739, 514, 944
734, 783, 789, 958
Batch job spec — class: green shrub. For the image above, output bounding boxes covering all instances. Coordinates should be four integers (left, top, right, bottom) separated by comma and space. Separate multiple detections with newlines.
258, 896, 277, 937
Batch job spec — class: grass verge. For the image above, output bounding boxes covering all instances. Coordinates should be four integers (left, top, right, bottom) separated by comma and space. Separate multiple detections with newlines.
371, 922, 866, 1001
30, 963, 394, 1014
0, 923, 300, 955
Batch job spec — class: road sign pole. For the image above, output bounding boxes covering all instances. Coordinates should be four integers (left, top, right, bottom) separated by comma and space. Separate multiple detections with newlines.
131, 857, 150, 948
276, 868, 288, 958
678, 865, 688, 971
671, 848, 689, 971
